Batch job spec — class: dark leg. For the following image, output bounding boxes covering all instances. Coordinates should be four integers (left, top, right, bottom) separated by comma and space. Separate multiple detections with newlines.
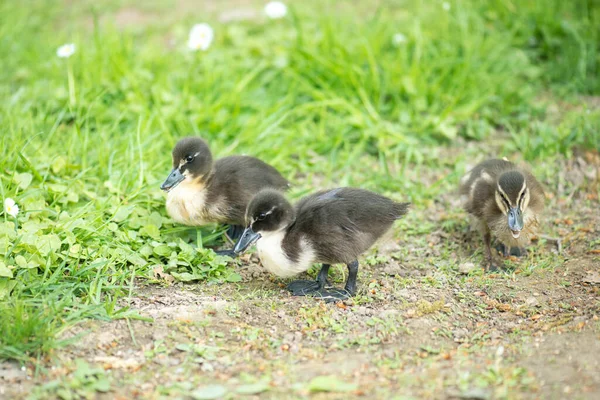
287, 264, 331, 295
483, 231, 498, 271
312, 261, 359, 303
344, 260, 359, 295
225, 225, 245, 241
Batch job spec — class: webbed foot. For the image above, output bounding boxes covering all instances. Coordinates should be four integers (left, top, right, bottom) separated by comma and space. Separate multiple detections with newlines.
311, 261, 358, 302
287, 280, 322, 296
287, 264, 332, 296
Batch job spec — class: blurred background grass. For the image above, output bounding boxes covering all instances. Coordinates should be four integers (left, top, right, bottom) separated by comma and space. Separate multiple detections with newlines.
0, 0, 599, 362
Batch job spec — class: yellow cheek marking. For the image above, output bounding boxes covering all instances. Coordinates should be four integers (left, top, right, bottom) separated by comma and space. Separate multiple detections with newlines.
497, 185, 511, 205
495, 191, 508, 214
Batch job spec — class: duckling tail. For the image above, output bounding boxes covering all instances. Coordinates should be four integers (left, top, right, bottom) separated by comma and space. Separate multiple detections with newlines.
393, 202, 411, 219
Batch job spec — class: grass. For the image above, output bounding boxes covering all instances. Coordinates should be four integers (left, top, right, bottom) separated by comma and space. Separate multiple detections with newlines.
0, 0, 598, 372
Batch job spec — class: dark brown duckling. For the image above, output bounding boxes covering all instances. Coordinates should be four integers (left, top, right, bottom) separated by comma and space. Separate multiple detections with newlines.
459, 158, 545, 270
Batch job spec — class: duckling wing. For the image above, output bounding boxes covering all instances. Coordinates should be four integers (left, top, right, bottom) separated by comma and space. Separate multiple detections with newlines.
210, 156, 290, 224
214, 156, 289, 191
460, 159, 513, 219
290, 188, 406, 263
460, 159, 513, 196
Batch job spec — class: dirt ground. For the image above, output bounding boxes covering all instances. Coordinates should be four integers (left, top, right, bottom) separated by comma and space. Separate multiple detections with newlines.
2, 145, 599, 399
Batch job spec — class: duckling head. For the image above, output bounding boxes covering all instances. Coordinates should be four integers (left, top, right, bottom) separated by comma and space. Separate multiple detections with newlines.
160, 137, 213, 192
233, 189, 294, 254
494, 171, 530, 239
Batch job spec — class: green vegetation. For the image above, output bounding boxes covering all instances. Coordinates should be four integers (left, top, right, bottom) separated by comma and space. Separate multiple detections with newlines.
0, 0, 598, 373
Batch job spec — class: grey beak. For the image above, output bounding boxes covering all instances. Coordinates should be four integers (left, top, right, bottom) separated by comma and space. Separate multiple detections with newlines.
508, 207, 524, 232
160, 168, 185, 192
233, 227, 261, 254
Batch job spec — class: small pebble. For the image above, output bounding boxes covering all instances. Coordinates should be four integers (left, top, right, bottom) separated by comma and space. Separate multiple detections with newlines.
458, 262, 477, 275
526, 297, 539, 307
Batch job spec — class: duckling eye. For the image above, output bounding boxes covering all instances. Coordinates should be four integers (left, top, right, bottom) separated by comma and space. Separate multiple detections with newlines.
185, 155, 194, 163
257, 212, 267, 221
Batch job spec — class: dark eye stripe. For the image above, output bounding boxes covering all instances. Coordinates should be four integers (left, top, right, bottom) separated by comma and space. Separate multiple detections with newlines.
500, 194, 511, 209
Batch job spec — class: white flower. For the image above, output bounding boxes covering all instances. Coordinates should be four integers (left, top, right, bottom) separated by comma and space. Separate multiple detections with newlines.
187, 23, 214, 51
56, 43, 76, 58
265, 1, 287, 19
442, 2, 451, 11
496, 345, 505, 357
392, 33, 407, 46
4, 198, 19, 218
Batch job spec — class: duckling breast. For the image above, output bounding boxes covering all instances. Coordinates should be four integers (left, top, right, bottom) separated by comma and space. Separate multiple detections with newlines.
487, 210, 539, 248
256, 231, 315, 278
166, 180, 227, 225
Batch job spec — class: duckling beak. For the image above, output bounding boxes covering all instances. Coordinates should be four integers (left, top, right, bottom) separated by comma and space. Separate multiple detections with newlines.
507, 207, 524, 238
160, 168, 185, 192
233, 227, 261, 254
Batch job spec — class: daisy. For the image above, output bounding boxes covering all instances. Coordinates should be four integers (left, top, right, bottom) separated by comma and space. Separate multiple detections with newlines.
393, 33, 407, 46
265, 2, 287, 19
187, 23, 214, 51
56, 43, 76, 58
4, 198, 19, 218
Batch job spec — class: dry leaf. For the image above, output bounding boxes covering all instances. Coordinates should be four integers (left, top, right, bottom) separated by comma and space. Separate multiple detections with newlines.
152, 265, 174, 284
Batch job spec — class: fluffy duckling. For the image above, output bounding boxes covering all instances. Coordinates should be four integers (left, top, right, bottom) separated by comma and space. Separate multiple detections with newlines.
459, 159, 545, 269
233, 188, 410, 301
160, 137, 290, 252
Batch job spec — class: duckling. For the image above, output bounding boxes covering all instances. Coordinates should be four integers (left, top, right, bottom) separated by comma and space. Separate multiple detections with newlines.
459, 158, 545, 270
160, 137, 290, 253
233, 188, 410, 301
